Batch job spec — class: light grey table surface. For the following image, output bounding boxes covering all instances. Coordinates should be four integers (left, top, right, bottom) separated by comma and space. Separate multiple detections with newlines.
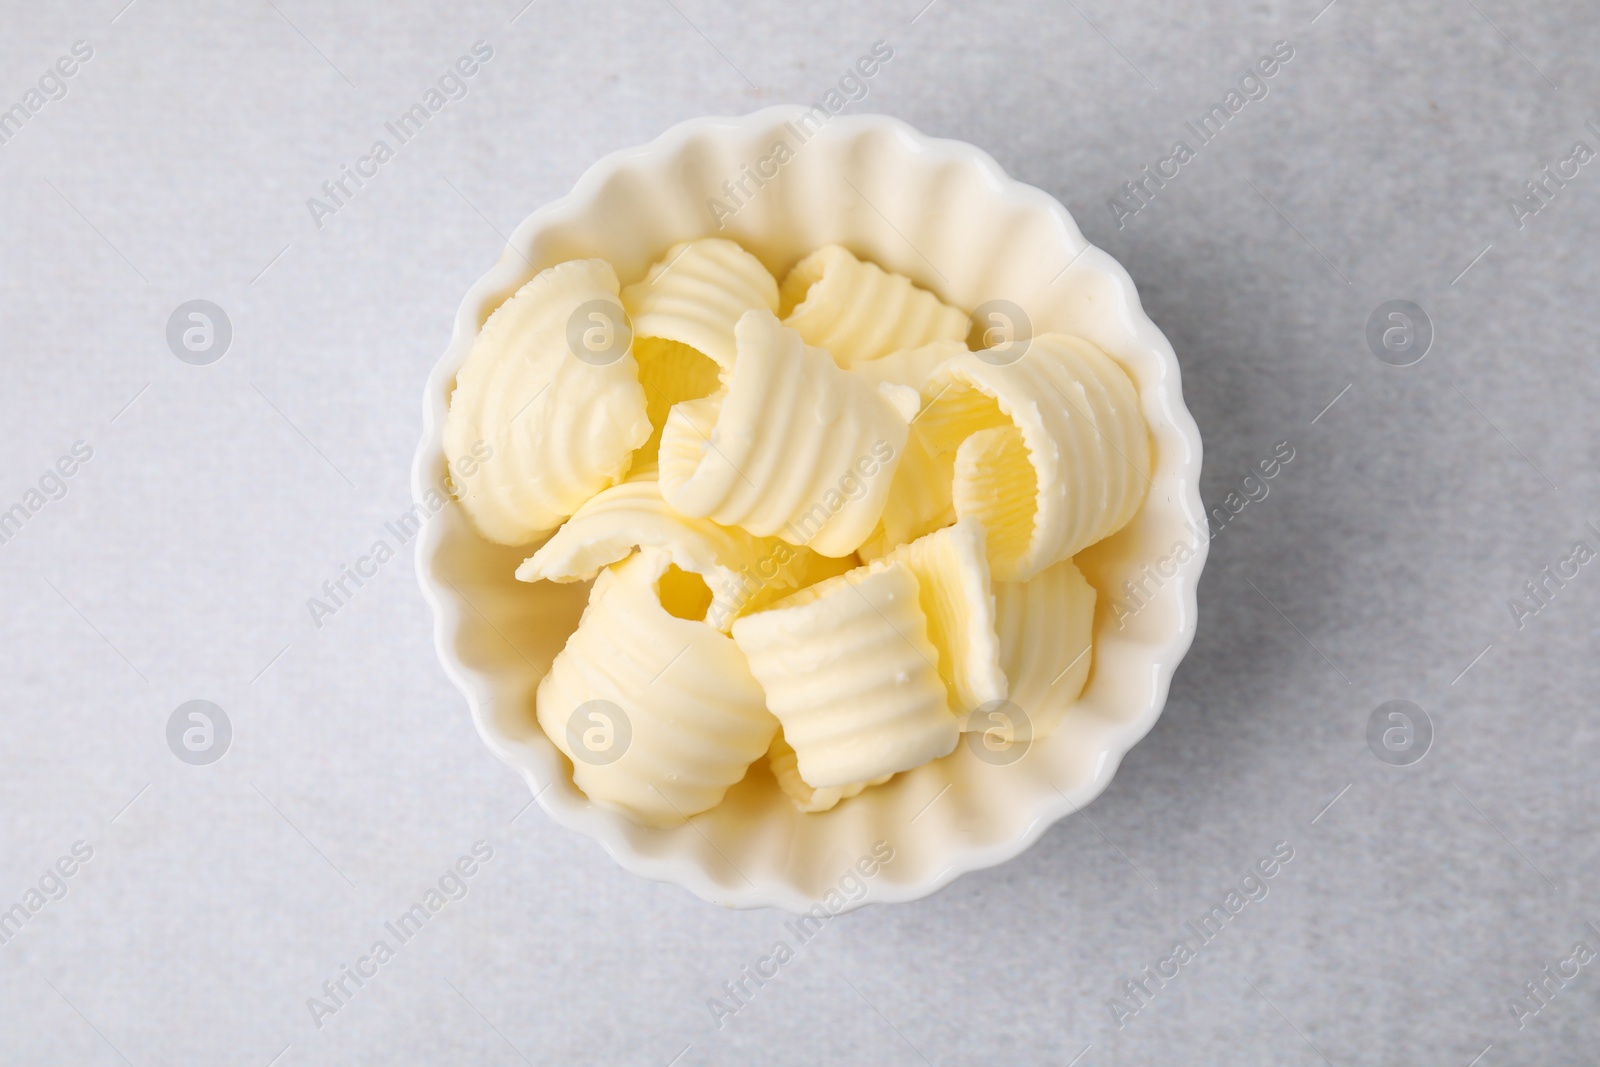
2, 1, 1597, 1064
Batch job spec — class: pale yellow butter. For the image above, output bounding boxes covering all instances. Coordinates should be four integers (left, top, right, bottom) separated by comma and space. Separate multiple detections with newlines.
479, 244, 1156, 825
536, 548, 777, 827
731, 559, 959, 788
444, 259, 650, 544
657, 310, 914, 557
779, 244, 969, 367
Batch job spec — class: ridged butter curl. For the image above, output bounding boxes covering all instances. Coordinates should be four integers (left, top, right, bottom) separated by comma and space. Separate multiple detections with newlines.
658, 310, 915, 557
779, 244, 969, 367
991, 557, 1097, 740
623, 239, 781, 464
920, 334, 1151, 581
732, 560, 959, 788
515, 472, 847, 631
444, 258, 650, 544
536, 549, 777, 827
621, 237, 779, 370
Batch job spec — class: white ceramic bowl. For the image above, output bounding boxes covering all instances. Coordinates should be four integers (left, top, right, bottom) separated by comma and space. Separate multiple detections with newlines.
414, 106, 1206, 912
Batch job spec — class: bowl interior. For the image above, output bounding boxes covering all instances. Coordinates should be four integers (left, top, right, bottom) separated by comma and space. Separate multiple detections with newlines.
415, 107, 1206, 911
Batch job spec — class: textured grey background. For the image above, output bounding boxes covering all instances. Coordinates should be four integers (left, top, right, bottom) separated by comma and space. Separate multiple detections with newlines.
1, 0, 1597, 1064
